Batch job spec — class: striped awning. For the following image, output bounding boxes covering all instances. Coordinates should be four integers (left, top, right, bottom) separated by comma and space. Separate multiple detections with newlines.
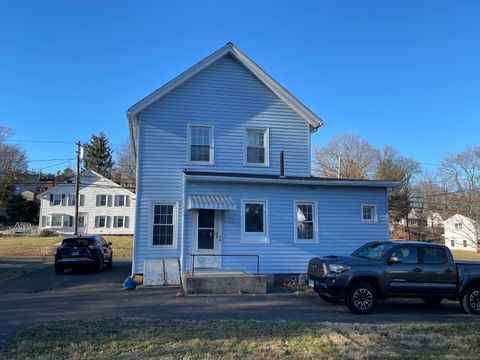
187, 195, 236, 211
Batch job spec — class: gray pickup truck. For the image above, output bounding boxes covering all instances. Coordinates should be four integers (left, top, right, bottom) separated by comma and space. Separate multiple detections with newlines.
307, 241, 480, 314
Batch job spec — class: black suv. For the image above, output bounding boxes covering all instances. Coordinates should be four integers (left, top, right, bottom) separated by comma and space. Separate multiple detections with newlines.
54, 235, 113, 274
308, 241, 480, 314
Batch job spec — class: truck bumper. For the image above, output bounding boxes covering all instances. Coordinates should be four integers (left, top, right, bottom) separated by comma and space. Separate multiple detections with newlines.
311, 277, 346, 299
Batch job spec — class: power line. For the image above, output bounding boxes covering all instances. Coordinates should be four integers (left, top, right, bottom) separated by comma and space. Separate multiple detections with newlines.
28, 158, 75, 162
4, 139, 76, 144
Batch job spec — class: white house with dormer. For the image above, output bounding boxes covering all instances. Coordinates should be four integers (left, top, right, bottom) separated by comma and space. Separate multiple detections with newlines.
37, 170, 135, 235
444, 214, 480, 252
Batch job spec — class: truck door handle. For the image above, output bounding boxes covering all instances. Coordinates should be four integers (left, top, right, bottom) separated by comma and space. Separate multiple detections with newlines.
445, 268, 453, 273
413, 268, 423, 272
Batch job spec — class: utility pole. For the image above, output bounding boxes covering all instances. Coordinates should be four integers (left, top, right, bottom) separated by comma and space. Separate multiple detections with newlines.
74, 141, 81, 236
337, 153, 342, 179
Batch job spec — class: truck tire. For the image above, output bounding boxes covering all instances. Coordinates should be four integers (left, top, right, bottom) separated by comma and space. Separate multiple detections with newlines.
346, 281, 378, 314
422, 297, 443, 306
461, 285, 480, 315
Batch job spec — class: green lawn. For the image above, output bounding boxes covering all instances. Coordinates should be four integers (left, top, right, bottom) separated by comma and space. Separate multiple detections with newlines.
1, 319, 479, 359
0, 236, 133, 258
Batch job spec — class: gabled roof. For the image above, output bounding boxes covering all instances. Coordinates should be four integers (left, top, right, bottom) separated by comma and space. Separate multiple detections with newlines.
127, 42, 324, 157
36, 169, 135, 197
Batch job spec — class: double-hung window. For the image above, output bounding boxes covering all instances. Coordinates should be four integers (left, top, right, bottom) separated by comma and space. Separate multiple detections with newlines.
152, 203, 177, 247
295, 201, 317, 242
245, 128, 269, 166
189, 125, 213, 164
114, 216, 129, 228
241, 200, 268, 243
361, 204, 378, 223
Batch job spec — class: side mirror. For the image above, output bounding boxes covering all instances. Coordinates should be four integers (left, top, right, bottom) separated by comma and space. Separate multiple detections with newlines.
388, 256, 402, 264
108, 242, 112, 246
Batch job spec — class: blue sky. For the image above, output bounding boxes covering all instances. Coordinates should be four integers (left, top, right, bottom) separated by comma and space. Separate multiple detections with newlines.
0, 0, 478, 173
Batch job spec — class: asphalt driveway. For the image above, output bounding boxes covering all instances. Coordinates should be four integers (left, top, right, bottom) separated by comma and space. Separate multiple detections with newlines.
0, 257, 479, 339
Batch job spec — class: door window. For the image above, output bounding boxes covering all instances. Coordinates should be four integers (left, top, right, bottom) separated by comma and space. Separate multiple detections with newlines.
422, 247, 448, 264
197, 209, 215, 250
391, 247, 418, 264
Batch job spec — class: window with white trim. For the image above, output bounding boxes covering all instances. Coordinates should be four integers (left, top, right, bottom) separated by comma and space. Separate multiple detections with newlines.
97, 194, 108, 207
295, 201, 316, 242
114, 216, 129, 228
95, 216, 107, 228
49, 214, 72, 228
455, 223, 463, 230
189, 125, 213, 163
361, 204, 377, 223
51, 194, 62, 206
241, 200, 268, 243
152, 203, 176, 246
245, 128, 268, 165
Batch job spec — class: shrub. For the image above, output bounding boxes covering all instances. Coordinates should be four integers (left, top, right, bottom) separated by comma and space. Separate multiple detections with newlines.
39, 229, 55, 237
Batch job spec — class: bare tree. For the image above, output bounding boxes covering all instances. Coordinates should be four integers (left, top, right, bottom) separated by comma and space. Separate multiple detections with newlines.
437, 145, 480, 221
375, 145, 421, 237
313, 133, 379, 179
0, 127, 28, 217
115, 138, 136, 191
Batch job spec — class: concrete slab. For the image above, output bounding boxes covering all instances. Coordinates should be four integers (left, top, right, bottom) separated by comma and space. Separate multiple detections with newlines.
182, 271, 267, 295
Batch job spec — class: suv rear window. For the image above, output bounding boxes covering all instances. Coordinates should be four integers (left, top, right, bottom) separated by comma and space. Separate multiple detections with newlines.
422, 247, 448, 264
61, 238, 95, 248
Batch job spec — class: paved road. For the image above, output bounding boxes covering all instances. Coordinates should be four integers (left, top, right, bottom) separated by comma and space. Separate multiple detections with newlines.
0, 257, 479, 339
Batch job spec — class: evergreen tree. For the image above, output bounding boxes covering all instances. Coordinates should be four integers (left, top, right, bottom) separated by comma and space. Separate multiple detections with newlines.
82, 132, 115, 178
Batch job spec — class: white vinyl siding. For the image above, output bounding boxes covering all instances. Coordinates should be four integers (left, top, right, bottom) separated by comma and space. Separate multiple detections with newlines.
241, 200, 269, 243
294, 201, 317, 243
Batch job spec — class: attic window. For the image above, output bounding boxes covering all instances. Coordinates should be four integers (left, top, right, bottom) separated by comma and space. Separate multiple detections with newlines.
455, 223, 463, 230
188, 125, 213, 164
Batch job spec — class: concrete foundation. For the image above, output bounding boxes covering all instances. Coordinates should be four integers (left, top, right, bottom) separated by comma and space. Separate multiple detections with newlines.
182, 271, 267, 295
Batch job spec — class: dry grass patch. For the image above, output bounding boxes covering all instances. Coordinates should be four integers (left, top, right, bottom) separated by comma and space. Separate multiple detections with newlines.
1, 319, 480, 360
451, 250, 480, 261
0, 236, 132, 258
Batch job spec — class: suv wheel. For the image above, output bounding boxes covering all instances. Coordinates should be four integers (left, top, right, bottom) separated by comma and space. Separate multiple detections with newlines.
54, 266, 64, 275
346, 281, 378, 314
422, 297, 443, 306
461, 285, 480, 315
106, 256, 113, 269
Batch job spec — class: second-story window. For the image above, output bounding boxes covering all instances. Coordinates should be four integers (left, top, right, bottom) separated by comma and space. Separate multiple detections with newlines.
189, 125, 213, 164
245, 128, 269, 166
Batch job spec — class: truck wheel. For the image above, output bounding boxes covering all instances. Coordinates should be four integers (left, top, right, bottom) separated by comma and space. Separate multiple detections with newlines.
422, 297, 443, 306
461, 285, 480, 315
346, 281, 378, 314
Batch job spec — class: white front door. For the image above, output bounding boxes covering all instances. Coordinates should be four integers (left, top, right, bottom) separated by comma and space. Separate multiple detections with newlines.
194, 209, 221, 269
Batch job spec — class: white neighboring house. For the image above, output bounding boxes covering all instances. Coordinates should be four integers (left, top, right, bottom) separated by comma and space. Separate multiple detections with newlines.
37, 170, 135, 235
444, 214, 480, 252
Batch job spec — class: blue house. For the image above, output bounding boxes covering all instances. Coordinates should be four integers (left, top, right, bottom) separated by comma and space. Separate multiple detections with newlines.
127, 43, 396, 276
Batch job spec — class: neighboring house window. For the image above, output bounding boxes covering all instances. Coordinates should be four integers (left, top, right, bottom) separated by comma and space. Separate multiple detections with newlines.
455, 223, 463, 230
79, 194, 85, 207
114, 216, 129, 228
96, 195, 112, 207
451, 240, 455, 247
115, 195, 130, 207
463, 240, 467, 248
241, 200, 268, 243
188, 125, 213, 163
244, 128, 269, 166
50, 194, 62, 206
295, 201, 316, 242
50, 215, 72, 228
95, 216, 110, 228
361, 204, 377, 223
152, 203, 176, 246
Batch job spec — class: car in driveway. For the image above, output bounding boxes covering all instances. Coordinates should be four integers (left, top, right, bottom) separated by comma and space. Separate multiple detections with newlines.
308, 241, 480, 315
54, 235, 113, 274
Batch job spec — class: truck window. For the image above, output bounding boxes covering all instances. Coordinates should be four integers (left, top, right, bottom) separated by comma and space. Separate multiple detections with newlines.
391, 247, 418, 264
422, 247, 448, 264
